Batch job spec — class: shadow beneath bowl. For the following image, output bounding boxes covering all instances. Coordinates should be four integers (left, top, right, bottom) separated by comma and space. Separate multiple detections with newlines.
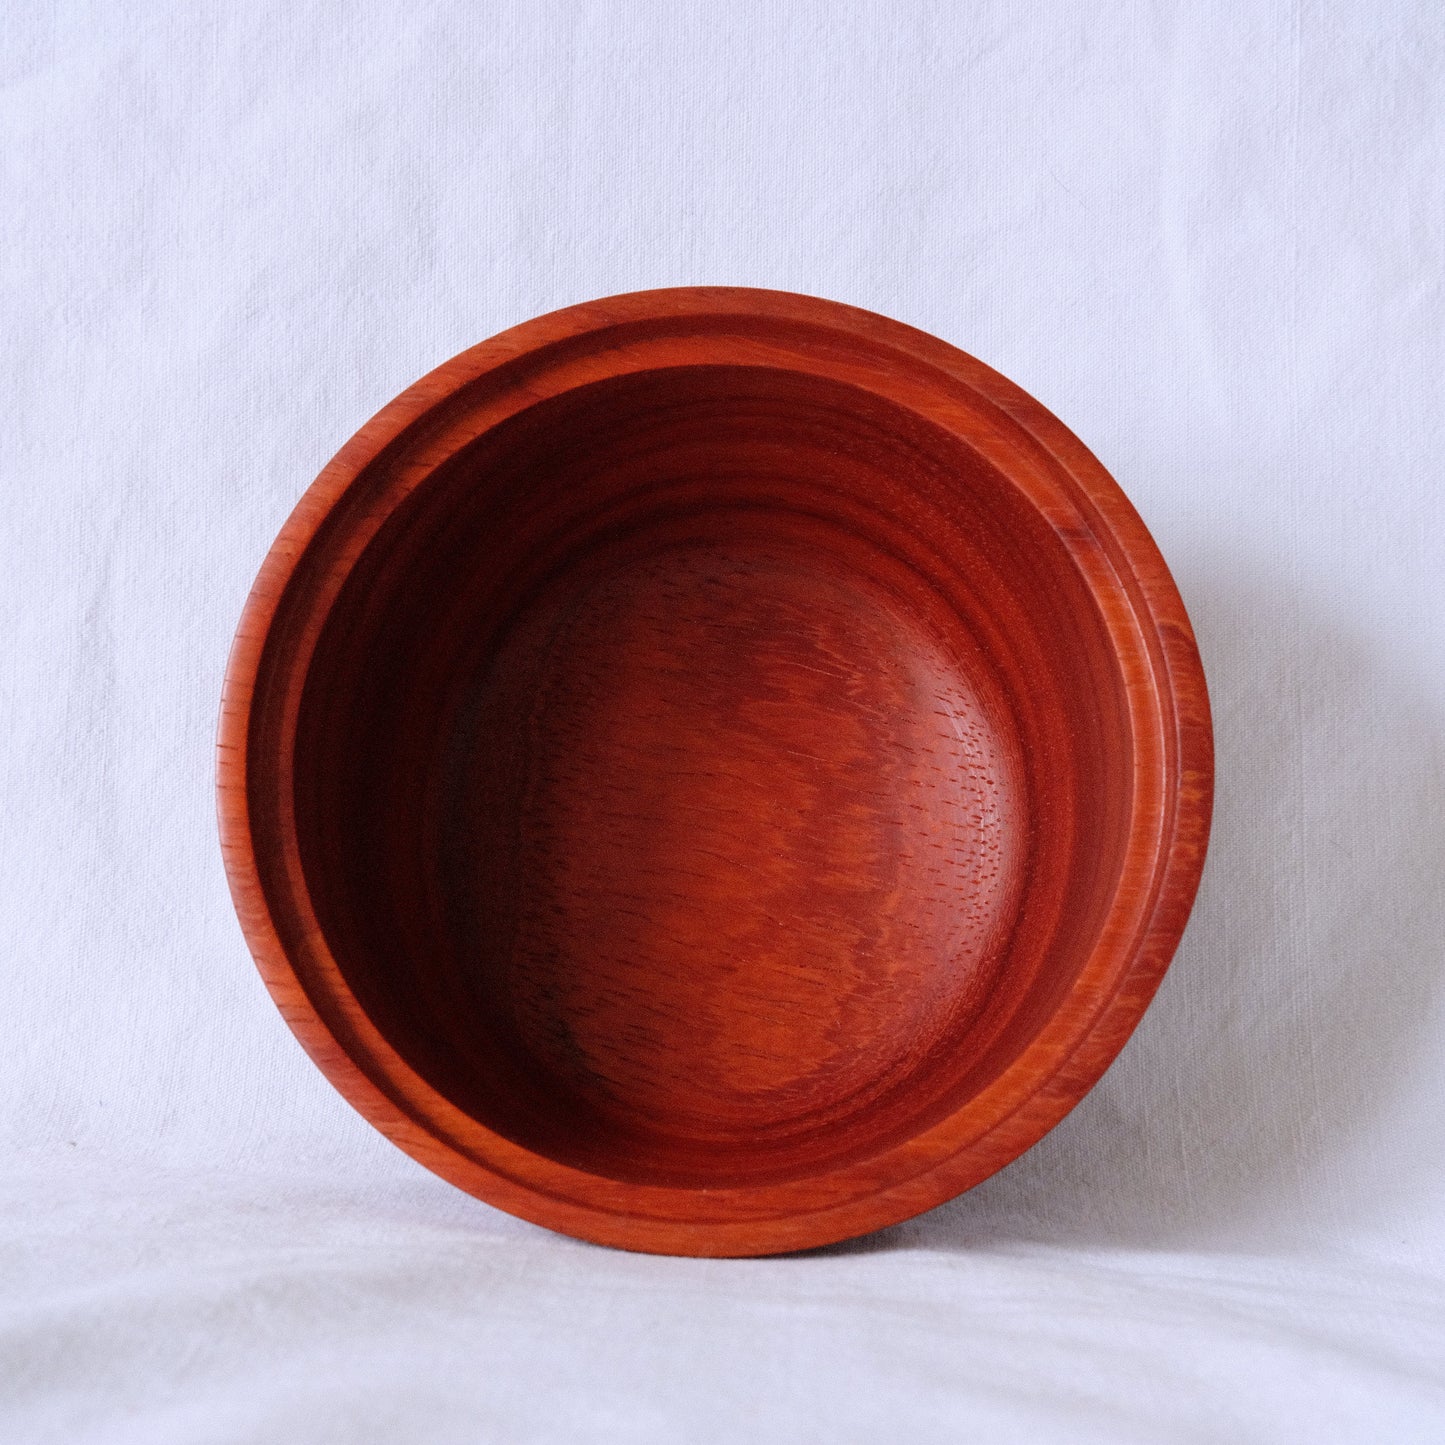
868, 551, 1445, 1255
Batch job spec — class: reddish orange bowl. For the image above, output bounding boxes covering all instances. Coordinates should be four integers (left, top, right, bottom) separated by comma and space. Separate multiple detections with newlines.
218, 288, 1212, 1255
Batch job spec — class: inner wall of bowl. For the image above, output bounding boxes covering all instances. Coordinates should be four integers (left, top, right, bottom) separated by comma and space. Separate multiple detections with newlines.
292, 366, 1135, 1187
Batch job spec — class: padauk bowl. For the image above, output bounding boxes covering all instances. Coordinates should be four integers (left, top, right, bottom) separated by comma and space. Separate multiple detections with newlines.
218, 288, 1212, 1255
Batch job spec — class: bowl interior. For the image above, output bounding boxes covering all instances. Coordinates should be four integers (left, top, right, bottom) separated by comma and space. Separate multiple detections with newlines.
292, 364, 1134, 1188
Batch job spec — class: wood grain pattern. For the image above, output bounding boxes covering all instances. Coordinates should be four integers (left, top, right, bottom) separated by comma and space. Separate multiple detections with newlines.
217, 288, 1213, 1255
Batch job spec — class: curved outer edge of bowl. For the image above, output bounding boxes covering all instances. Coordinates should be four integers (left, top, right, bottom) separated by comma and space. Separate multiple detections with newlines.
217, 287, 1215, 1256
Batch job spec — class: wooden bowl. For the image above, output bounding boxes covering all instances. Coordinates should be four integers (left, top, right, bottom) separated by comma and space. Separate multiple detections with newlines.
218, 288, 1212, 1255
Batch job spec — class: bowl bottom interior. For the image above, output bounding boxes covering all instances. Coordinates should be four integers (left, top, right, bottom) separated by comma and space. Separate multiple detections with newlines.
291, 365, 1133, 1188
444, 535, 1026, 1179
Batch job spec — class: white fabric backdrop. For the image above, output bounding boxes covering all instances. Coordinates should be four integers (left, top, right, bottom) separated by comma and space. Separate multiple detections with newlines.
4, 1, 1444, 1439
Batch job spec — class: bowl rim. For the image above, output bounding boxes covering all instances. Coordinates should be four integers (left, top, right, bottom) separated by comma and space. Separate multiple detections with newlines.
217, 286, 1213, 1256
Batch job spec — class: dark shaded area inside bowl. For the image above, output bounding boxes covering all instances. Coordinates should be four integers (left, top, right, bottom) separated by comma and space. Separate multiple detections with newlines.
291, 366, 1134, 1187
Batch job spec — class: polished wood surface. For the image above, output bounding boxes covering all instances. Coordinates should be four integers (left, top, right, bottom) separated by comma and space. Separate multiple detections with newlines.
217, 288, 1213, 1255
